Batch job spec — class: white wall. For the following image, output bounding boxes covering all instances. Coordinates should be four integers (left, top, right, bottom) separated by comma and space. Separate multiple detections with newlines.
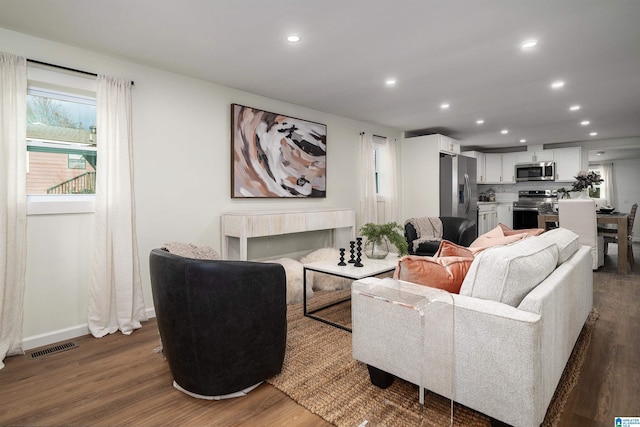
1, 27, 402, 348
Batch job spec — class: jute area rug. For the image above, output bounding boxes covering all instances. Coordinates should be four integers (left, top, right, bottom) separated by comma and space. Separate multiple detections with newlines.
267, 291, 599, 427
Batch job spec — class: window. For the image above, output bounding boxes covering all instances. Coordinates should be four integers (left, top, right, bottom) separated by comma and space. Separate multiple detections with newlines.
26, 66, 97, 214
27, 88, 97, 195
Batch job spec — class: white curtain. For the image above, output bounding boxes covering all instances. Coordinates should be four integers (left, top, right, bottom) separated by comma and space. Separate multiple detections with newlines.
600, 162, 615, 208
0, 53, 27, 369
88, 76, 146, 337
378, 137, 399, 224
359, 132, 378, 226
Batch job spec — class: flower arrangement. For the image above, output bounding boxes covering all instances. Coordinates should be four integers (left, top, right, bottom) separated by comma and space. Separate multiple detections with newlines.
558, 171, 603, 199
571, 170, 603, 192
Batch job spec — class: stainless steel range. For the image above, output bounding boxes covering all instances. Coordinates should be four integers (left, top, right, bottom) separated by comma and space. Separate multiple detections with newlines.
513, 190, 558, 229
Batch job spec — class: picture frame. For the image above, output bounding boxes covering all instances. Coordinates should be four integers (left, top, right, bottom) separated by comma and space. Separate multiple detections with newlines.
231, 103, 327, 198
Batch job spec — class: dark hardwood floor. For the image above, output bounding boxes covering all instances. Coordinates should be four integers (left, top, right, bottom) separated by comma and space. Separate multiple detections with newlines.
0, 244, 638, 427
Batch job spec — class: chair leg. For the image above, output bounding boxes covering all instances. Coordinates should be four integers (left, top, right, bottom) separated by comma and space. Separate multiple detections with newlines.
628, 242, 634, 270
603, 241, 609, 256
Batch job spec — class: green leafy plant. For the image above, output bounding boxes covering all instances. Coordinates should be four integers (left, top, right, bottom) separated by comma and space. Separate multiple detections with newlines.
571, 170, 603, 192
359, 222, 408, 256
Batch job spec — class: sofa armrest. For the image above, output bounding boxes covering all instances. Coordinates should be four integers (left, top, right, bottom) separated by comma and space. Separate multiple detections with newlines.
352, 277, 545, 427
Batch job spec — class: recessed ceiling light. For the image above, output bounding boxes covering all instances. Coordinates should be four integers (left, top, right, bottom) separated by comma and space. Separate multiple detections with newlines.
551, 80, 565, 89
597, 151, 605, 156
521, 39, 538, 49
520, 139, 527, 143
569, 105, 581, 111
476, 119, 484, 125
581, 120, 590, 126
501, 129, 509, 134
440, 103, 450, 110
286, 34, 301, 43
385, 78, 397, 86
590, 132, 598, 136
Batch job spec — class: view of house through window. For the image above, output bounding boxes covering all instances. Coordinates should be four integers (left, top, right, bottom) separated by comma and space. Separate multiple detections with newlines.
26, 88, 97, 195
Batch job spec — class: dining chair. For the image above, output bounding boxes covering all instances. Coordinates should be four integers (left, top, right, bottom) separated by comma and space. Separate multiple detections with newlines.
599, 203, 637, 270
558, 199, 604, 270
538, 202, 557, 230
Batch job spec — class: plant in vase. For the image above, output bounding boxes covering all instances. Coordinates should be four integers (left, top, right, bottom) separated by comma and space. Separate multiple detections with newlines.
359, 222, 409, 259
571, 170, 603, 198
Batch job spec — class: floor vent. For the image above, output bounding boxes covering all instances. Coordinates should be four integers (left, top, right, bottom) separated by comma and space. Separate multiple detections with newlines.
29, 341, 78, 359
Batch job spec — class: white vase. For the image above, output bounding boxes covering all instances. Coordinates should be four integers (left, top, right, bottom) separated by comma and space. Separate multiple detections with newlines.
577, 189, 590, 199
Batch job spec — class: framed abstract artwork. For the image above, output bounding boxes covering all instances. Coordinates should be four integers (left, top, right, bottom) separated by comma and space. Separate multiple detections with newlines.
231, 103, 327, 198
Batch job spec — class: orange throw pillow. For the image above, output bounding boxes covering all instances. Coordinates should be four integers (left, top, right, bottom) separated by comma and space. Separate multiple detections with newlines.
435, 240, 474, 258
393, 255, 474, 294
498, 223, 545, 237
470, 225, 529, 251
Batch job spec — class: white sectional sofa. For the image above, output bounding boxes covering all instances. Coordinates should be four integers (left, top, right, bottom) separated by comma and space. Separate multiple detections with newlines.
352, 228, 593, 427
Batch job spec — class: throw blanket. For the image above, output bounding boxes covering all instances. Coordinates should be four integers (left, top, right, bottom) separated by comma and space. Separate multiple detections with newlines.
162, 242, 220, 260
405, 217, 443, 252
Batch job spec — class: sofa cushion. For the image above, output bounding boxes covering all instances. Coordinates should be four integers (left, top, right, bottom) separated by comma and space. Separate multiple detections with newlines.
460, 237, 559, 307
498, 223, 545, 237
393, 255, 474, 294
469, 226, 529, 251
534, 227, 580, 265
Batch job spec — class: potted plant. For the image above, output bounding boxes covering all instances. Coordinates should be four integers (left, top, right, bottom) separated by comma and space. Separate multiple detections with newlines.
558, 171, 604, 199
359, 222, 409, 258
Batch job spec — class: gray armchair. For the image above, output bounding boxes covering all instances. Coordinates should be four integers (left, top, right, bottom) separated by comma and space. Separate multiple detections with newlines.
149, 248, 287, 399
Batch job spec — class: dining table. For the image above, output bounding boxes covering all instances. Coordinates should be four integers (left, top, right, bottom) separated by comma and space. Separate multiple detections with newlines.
538, 211, 629, 274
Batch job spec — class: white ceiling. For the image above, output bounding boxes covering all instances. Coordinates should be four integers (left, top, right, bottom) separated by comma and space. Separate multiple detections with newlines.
2, 0, 640, 155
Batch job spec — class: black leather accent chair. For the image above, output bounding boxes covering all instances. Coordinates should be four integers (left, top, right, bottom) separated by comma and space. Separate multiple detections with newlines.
149, 248, 287, 399
405, 217, 477, 257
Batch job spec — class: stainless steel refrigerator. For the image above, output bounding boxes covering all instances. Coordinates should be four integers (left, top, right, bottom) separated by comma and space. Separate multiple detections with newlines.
440, 154, 478, 234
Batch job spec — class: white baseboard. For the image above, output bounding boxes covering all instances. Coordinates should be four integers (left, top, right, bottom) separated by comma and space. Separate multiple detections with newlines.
22, 307, 156, 351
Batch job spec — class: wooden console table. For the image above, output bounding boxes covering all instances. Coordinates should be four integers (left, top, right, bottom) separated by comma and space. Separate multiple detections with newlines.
221, 208, 356, 260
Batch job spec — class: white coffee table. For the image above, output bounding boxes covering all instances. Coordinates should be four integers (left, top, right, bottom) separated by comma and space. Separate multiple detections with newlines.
302, 255, 399, 331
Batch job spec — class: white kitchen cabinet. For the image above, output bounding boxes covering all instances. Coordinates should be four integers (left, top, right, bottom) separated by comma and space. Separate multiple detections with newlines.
553, 147, 582, 181
484, 154, 502, 183
438, 134, 460, 155
501, 152, 519, 183
461, 150, 486, 183
497, 203, 513, 228
478, 203, 498, 235
516, 150, 554, 163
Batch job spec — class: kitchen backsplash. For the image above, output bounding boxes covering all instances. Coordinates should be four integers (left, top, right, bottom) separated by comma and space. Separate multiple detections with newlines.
479, 181, 565, 202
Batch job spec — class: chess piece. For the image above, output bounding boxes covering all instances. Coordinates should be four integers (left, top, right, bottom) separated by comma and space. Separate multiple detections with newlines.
348, 241, 356, 263
355, 237, 364, 267
338, 248, 346, 266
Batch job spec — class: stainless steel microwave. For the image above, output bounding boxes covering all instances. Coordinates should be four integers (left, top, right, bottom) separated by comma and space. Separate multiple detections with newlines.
515, 162, 555, 182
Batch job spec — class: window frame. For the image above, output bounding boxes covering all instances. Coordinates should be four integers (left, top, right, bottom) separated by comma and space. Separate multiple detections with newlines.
26, 66, 97, 216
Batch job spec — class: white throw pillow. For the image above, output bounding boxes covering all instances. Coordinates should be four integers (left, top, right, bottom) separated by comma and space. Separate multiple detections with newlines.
534, 227, 580, 265
460, 237, 559, 307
